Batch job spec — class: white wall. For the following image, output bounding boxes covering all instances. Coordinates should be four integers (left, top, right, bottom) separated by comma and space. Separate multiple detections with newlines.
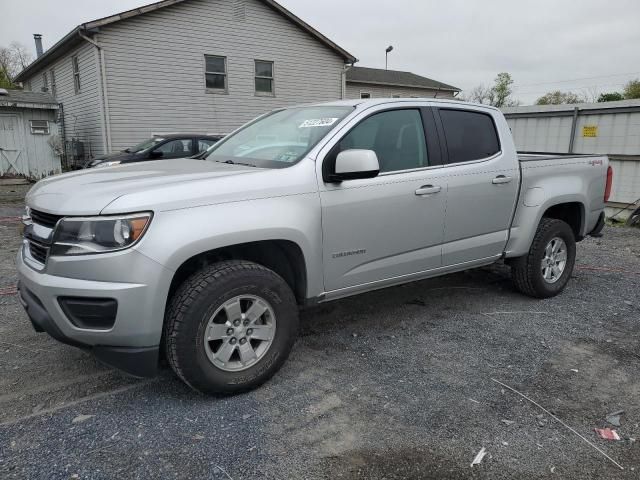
503, 100, 640, 206
0, 108, 61, 179
27, 43, 105, 159
99, 0, 347, 151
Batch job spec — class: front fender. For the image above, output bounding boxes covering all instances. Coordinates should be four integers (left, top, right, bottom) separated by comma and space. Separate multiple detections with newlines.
134, 193, 324, 298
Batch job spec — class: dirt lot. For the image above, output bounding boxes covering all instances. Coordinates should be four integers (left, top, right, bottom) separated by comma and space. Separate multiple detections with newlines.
1, 182, 639, 479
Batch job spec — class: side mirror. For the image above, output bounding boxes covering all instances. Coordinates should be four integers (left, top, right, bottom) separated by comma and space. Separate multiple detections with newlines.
329, 149, 380, 182
149, 150, 163, 159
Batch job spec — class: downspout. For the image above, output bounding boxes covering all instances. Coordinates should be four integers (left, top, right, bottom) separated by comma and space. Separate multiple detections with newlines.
79, 31, 112, 153
341, 62, 355, 100
568, 106, 579, 154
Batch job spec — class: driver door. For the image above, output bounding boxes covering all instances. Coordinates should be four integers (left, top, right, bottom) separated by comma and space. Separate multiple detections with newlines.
318, 107, 447, 294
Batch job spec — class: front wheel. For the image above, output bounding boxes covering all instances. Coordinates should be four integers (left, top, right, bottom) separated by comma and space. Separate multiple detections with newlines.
164, 260, 299, 394
510, 218, 576, 298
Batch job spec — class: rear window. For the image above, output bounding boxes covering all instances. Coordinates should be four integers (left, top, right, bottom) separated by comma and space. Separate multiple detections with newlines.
439, 109, 500, 163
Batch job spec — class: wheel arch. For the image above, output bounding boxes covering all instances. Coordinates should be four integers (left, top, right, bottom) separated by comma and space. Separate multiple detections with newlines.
541, 201, 585, 239
165, 239, 309, 313
505, 196, 587, 258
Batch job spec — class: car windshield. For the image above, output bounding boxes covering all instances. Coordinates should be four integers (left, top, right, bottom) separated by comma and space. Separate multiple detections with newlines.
127, 137, 165, 153
204, 106, 354, 168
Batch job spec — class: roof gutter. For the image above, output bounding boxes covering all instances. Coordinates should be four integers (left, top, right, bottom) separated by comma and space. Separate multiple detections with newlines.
14, 27, 82, 82
81, 0, 187, 29
15, 0, 357, 81
346, 79, 460, 92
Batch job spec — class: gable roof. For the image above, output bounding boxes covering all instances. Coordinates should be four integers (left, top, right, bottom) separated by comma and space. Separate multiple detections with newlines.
346, 66, 460, 92
15, 0, 356, 82
0, 89, 58, 109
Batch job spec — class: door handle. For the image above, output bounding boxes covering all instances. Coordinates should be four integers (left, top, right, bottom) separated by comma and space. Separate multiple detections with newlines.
415, 185, 441, 196
492, 175, 513, 185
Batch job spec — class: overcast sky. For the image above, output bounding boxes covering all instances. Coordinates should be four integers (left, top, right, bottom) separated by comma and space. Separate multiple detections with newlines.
1, 0, 639, 104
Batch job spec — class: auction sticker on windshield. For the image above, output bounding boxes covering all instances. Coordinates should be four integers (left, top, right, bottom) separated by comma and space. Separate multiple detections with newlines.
299, 118, 339, 128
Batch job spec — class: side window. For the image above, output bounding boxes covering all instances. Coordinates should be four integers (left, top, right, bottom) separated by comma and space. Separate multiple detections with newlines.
198, 138, 217, 153
72, 56, 81, 93
439, 109, 500, 163
254, 60, 274, 95
204, 55, 227, 92
154, 139, 193, 159
336, 109, 428, 173
50, 68, 57, 97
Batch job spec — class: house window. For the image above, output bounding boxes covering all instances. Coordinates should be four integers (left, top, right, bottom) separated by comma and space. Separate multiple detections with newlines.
72, 56, 81, 93
50, 68, 57, 96
360, 92, 371, 99
254, 60, 274, 95
30, 120, 50, 135
205, 55, 227, 91
42, 72, 49, 92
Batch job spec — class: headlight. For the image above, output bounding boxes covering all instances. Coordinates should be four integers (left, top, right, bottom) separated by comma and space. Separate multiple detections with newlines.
50, 213, 152, 256
94, 160, 122, 168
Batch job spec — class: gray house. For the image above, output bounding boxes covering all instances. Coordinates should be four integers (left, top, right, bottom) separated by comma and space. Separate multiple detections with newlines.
15, 0, 356, 164
0, 89, 61, 178
345, 66, 460, 100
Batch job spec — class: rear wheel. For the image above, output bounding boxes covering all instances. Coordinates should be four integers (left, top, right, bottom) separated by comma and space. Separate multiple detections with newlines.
511, 218, 576, 298
164, 260, 299, 394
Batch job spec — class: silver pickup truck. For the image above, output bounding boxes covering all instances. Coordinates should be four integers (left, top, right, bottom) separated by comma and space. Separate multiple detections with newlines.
17, 99, 611, 393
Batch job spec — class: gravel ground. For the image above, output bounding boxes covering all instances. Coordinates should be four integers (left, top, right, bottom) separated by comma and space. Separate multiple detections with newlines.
1, 183, 639, 479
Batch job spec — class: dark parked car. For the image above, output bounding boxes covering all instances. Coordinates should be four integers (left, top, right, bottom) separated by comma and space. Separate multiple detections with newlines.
84, 134, 224, 168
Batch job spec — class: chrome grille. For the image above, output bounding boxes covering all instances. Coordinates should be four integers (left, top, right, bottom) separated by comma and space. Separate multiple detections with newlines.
30, 209, 63, 229
28, 240, 49, 264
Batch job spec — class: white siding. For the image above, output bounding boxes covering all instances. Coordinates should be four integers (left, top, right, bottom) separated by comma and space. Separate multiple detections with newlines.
99, 0, 346, 151
0, 108, 61, 179
507, 116, 574, 153
26, 42, 105, 158
506, 111, 640, 156
503, 102, 640, 205
345, 82, 456, 100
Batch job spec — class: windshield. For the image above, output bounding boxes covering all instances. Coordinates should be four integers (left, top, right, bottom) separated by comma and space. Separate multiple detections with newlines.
204, 106, 353, 167
127, 137, 164, 153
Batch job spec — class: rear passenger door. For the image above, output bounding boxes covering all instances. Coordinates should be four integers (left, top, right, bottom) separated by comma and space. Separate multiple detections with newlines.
435, 107, 519, 266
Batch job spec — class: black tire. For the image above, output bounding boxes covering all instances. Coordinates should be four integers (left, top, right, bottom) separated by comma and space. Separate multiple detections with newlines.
164, 260, 299, 394
510, 218, 576, 298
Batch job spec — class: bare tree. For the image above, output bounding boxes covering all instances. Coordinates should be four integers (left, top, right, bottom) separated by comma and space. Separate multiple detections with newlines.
461, 73, 519, 107
10, 42, 33, 71
582, 86, 600, 103
462, 84, 492, 104
0, 42, 33, 87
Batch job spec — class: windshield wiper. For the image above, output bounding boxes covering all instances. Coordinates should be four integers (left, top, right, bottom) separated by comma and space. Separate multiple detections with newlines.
216, 159, 257, 168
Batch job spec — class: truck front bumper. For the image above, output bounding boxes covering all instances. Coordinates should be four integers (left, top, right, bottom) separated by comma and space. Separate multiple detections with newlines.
16, 244, 172, 377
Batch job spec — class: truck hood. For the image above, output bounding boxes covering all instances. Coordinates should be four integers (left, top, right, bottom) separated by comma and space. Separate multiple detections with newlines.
26, 159, 272, 215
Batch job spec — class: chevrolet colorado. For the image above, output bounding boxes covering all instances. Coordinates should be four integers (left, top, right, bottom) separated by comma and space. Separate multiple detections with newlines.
17, 99, 611, 393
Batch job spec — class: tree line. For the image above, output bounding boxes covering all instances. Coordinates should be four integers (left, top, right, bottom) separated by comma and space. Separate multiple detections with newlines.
461, 73, 640, 106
